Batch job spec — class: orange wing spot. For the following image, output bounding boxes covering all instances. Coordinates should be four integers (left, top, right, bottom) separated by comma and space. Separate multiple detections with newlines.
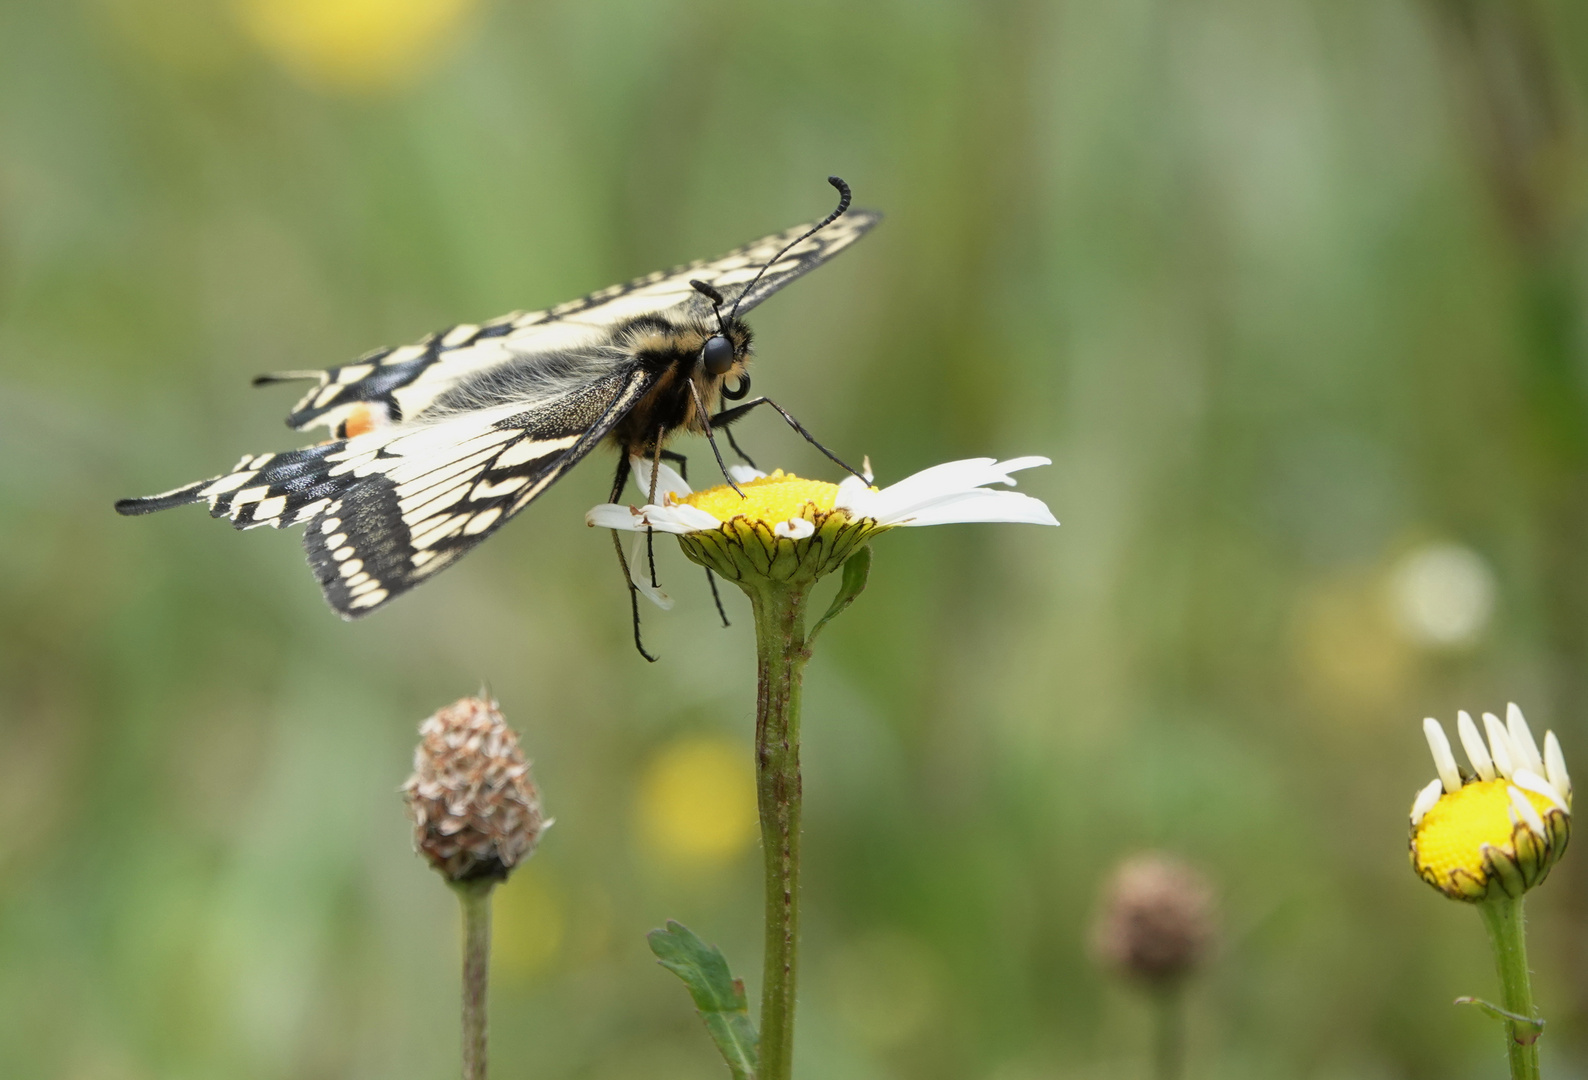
344, 403, 378, 439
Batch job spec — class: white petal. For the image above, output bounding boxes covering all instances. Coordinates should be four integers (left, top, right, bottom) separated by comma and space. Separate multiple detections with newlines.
585, 501, 720, 535
834, 475, 879, 516
861, 455, 874, 483
1457, 710, 1496, 781
773, 518, 815, 539
639, 504, 721, 534
662, 504, 729, 532
863, 457, 1048, 516
1543, 731, 1571, 804
629, 534, 673, 610
1511, 769, 1568, 813
630, 455, 692, 503
1411, 777, 1444, 826
586, 503, 645, 531
1484, 712, 1517, 779
840, 458, 1057, 528
727, 464, 766, 484
1506, 703, 1546, 776
840, 458, 992, 515
1508, 785, 1547, 838
887, 489, 1059, 528
1423, 718, 1462, 795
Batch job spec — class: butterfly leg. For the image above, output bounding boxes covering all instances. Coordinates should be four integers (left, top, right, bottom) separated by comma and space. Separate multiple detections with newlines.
686, 380, 747, 497
722, 426, 759, 471
608, 454, 659, 663
657, 449, 730, 628
644, 436, 667, 589
711, 397, 865, 481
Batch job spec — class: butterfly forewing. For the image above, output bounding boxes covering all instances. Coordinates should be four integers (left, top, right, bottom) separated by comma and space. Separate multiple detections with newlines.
282, 210, 880, 436
117, 200, 879, 617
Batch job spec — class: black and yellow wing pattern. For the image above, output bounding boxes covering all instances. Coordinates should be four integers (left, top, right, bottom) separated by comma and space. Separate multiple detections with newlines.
117, 204, 880, 617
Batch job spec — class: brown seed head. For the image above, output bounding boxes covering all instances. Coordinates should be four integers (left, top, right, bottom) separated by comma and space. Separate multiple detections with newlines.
402, 696, 547, 884
1092, 852, 1216, 987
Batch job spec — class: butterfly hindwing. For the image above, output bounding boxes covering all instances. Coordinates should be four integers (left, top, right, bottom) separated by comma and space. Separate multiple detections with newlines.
306, 367, 653, 616
121, 368, 654, 616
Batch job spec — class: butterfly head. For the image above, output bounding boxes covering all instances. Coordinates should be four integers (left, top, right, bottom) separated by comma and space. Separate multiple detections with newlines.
689, 278, 747, 383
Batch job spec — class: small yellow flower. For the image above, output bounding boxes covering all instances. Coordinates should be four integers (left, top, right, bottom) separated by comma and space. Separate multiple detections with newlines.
238, 0, 477, 94
1410, 705, 1571, 902
637, 736, 758, 864
586, 456, 1058, 596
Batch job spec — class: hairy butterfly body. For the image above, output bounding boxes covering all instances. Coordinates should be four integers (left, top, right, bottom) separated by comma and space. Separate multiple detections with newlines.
117, 180, 879, 619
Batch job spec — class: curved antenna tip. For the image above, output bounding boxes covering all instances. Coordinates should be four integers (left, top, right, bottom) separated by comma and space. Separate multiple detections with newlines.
728, 175, 856, 319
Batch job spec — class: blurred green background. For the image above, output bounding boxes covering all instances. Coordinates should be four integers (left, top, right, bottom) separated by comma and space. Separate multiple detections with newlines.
4, 0, 1588, 1076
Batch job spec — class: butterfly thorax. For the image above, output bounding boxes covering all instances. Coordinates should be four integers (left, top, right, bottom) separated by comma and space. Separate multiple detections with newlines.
608, 315, 753, 456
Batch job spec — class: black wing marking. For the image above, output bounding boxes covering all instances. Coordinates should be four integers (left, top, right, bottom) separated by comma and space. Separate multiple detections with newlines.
118, 368, 655, 617
269, 209, 881, 436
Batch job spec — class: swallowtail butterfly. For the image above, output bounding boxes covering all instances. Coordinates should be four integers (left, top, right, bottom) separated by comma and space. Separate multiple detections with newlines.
117, 179, 879, 624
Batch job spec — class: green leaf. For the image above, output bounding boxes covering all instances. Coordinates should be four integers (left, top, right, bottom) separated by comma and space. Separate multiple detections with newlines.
1455, 996, 1545, 1043
648, 921, 759, 1079
806, 545, 872, 648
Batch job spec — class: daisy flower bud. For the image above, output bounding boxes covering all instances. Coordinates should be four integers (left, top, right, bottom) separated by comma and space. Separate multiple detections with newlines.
403, 696, 548, 884
586, 455, 1058, 594
1092, 853, 1217, 988
1410, 705, 1570, 902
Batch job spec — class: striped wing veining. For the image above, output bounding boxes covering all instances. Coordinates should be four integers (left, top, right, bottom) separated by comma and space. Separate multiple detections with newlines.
279, 209, 882, 437
120, 368, 653, 616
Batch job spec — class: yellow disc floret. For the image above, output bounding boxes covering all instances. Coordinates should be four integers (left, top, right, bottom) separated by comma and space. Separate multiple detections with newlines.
680, 470, 842, 524
671, 471, 880, 588
1414, 781, 1546, 878
1411, 779, 1568, 901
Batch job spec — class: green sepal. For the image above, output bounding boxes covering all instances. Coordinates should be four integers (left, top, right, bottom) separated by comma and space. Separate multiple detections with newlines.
648, 920, 759, 1079
806, 545, 872, 648
1456, 996, 1545, 1043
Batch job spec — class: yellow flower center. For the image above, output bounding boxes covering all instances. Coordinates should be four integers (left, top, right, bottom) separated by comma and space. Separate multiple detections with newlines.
679, 470, 842, 524
1413, 779, 1555, 880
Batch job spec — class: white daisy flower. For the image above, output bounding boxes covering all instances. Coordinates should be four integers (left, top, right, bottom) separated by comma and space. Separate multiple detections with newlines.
1409, 704, 1571, 902
586, 455, 1058, 594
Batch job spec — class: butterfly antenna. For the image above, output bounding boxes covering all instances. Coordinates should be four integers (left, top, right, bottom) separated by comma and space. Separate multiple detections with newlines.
728, 176, 852, 321
690, 279, 728, 334
252, 370, 324, 387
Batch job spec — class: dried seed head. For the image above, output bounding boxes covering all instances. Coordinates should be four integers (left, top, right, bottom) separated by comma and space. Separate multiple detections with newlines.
403, 696, 547, 884
1092, 853, 1217, 987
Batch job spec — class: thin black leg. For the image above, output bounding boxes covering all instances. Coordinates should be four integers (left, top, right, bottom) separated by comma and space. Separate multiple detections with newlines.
609, 453, 633, 503
661, 449, 729, 627
711, 396, 864, 480
659, 448, 689, 478
705, 566, 731, 628
722, 426, 759, 471
645, 432, 666, 587
687, 379, 745, 495
607, 455, 657, 662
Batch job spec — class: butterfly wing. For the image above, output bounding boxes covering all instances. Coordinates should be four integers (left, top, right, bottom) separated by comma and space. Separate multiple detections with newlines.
119, 201, 881, 616
270, 208, 882, 437
119, 366, 654, 617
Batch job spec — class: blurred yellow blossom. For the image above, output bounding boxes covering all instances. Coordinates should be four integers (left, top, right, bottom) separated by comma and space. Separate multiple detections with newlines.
237, 0, 478, 94
637, 736, 757, 865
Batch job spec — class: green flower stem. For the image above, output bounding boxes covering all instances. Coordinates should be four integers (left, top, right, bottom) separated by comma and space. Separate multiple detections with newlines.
453, 878, 496, 1080
1478, 897, 1542, 1080
747, 579, 812, 1080
1152, 986, 1186, 1080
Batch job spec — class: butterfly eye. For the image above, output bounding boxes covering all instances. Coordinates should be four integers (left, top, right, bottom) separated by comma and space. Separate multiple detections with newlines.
701, 334, 736, 377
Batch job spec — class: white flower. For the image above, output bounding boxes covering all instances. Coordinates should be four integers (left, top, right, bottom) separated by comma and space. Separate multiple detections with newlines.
587, 455, 1057, 536
1409, 704, 1571, 902
585, 455, 1059, 594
